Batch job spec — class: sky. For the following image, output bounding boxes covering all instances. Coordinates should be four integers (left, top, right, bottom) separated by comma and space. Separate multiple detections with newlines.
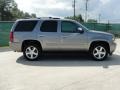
15, 0, 120, 22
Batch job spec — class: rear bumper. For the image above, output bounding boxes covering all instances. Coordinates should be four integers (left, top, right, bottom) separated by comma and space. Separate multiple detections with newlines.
9, 42, 22, 52
109, 41, 116, 54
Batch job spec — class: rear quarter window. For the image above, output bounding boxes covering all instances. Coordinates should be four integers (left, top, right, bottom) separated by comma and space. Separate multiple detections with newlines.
14, 20, 38, 32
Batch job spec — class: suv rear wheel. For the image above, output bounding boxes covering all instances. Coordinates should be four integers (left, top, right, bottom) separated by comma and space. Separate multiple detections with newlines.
90, 44, 108, 61
23, 44, 41, 61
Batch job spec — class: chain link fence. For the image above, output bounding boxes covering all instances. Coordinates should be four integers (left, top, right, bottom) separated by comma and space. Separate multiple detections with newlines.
0, 21, 14, 46
0, 21, 120, 46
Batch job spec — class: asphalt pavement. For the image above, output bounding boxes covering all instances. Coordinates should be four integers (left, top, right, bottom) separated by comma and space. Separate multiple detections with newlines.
0, 39, 120, 90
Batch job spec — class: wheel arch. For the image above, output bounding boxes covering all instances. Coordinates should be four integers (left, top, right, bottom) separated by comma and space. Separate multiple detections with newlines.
89, 41, 110, 54
21, 40, 42, 52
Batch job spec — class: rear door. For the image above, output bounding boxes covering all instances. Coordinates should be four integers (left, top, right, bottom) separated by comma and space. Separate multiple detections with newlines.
38, 20, 60, 50
13, 20, 38, 43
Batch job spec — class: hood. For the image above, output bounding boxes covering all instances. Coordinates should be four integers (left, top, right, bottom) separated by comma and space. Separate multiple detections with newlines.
89, 30, 113, 36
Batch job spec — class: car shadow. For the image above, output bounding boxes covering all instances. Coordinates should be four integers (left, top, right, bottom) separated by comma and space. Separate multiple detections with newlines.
16, 51, 120, 69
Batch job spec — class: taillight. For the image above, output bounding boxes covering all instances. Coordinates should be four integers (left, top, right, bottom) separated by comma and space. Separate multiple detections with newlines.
10, 32, 14, 42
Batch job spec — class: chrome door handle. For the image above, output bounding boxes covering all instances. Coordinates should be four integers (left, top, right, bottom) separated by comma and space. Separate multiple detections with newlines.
39, 35, 45, 37
63, 36, 68, 38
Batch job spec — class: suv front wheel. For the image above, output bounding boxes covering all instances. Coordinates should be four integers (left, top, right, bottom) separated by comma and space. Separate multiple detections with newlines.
23, 44, 41, 61
90, 44, 108, 61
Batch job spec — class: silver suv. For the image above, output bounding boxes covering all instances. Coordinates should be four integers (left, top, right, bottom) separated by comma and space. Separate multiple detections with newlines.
9, 17, 116, 61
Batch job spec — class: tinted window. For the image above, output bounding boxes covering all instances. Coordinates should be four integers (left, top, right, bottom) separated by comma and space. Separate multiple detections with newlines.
15, 21, 37, 32
61, 21, 78, 33
40, 21, 57, 32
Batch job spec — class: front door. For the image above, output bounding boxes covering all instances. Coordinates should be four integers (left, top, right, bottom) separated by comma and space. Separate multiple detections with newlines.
60, 21, 88, 50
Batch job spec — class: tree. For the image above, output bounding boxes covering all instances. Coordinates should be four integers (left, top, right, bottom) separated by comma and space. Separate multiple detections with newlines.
65, 14, 84, 22
24, 12, 31, 18
0, 0, 16, 20
31, 13, 36, 18
75, 14, 84, 22
0, 0, 37, 21
87, 19, 97, 23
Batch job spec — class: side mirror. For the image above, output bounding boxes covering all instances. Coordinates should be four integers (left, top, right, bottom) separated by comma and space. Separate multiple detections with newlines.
77, 27, 84, 34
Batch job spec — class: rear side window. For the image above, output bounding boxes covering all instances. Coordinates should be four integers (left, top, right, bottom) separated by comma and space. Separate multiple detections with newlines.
40, 21, 57, 32
14, 21, 38, 32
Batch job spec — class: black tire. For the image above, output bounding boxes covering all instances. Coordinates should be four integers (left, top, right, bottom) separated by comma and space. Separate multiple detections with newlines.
23, 44, 41, 61
90, 44, 108, 61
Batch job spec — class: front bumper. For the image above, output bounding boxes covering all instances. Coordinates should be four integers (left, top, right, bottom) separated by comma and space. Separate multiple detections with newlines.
109, 41, 116, 54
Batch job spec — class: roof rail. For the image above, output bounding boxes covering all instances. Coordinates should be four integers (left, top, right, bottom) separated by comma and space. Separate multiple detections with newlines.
37, 17, 60, 19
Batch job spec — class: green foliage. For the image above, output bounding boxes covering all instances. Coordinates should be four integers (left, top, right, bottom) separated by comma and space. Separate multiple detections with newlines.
87, 19, 97, 23
65, 14, 84, 22
0, 0, 36, 21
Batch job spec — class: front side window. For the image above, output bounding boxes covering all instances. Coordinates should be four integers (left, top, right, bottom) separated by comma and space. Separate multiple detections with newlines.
61, 21, 78, 33
40, 20, 57, 32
